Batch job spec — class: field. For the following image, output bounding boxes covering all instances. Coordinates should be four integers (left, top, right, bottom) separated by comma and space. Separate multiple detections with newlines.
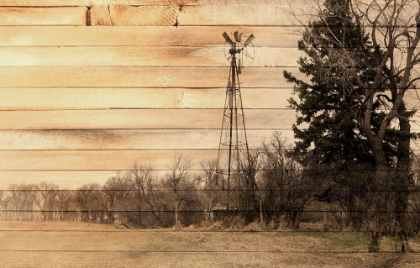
0, 221, 418, 267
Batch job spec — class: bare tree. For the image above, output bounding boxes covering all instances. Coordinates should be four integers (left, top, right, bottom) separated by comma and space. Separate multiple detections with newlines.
128, 164, 165, 227
199, 154, 261, 225
56, 189, 74, 221
8, 183, 38, 221
259, 133, 310, 229
237, 151, 261, 223
103, 173, 132, 224
197, 159, 225, 222
35, 181, 59, 221
75, 183, 103, 222
164, 155, 201, 226
1, 194, 11, 221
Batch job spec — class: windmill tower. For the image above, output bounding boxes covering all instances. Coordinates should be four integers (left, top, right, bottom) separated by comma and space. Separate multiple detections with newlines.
215, 31, 255, 203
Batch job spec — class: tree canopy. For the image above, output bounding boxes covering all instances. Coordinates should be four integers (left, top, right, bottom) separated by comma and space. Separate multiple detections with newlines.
285, 0, 394, 167
285, 0, 420, 251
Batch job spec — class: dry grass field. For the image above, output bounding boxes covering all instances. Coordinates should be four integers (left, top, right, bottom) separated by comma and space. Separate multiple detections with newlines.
0, 221, 417, 267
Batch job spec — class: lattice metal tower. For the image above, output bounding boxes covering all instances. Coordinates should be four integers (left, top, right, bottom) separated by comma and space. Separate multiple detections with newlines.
215, 31, 255, 194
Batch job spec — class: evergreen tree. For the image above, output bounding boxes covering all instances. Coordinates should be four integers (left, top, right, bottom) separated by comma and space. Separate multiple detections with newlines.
285, 0, 385, 167
285, 0, 420, 251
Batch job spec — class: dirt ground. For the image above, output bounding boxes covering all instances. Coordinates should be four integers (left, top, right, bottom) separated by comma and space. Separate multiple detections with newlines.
0, 221, 416, 267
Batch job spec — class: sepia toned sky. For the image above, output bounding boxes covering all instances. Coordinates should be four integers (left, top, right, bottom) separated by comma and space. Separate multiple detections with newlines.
1, 0, 420, 189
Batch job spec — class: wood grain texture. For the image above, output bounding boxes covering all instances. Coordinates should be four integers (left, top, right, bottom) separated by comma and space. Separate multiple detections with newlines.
0, 0, 200, 6
0, 1, 307, 188
0, 46, 301, 67
87, 5, 112, 25
0, 171, 117, 189
88, 3, 306, 26
178, 5, 300, 26
0, 88, 291, 109
0, 66, 302, 88
0, 109, 295, 130
0, 149, 223, 171
0, 0, 297, 7
89, 5, 180, 26
0, 129, 286, 150
0, 26, 301, 47
0, 7, 87, 26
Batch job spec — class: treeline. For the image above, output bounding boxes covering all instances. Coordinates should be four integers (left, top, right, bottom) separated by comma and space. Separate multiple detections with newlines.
0, 133, 305, 228
1, 133, 420, 233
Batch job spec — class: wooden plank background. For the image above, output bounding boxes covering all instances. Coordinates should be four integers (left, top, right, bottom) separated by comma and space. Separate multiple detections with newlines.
1, 1, 420, 267
0, 1, 310, 190
0, 7, 87, 26
0, 0, 417, 189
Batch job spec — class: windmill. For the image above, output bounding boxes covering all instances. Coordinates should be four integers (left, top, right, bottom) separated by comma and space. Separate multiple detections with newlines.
215, 31, 255, 208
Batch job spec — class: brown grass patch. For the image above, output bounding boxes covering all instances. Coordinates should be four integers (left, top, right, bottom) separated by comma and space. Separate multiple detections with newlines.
0, 221, 413, 267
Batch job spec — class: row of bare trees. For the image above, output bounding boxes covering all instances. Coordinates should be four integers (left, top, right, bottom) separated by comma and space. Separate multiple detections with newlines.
0, 157, 202, 227
2, 132, 420, 234
2, 182, 74, 222
0, 133, 312, 228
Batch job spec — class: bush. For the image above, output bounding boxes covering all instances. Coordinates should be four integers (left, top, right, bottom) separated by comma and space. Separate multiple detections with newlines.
243, 221, 263, 232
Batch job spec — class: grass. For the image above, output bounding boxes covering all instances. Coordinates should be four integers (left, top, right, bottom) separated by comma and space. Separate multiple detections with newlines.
295, 231, 370, 248
0, 221, 416, 267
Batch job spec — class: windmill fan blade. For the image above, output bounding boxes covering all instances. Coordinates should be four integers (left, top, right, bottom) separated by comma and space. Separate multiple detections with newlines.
242, 49, 254, 60
243, 34, 255, 47
234, 31, 242, 42
223, 32, 235, 45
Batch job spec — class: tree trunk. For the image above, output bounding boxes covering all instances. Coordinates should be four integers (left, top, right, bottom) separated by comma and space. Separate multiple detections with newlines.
368, 141, 389, 252
174, 202, 178, 227
395, 106, 411, 252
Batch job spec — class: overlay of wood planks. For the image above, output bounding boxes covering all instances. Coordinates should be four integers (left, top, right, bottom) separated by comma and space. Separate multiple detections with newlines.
0, 0, 307, 7
0, 46, 301, 67
0, 150, 226, 171
0, 88, 291, 109
0, 1, 399, 266
0, 171, 117, 189
0, 0, 200, 6
0, 2, 308, 186
89, 5, 180, 26
0, 66, 301, 88
0, 1, 310, 26
0, 129, 290, 150
0, 2, 418, 267
0, 109, 294, 130
177, 4, 302, 26
0, 26, 301, 47
88, 4, 306, 26
0, 7, 87, 26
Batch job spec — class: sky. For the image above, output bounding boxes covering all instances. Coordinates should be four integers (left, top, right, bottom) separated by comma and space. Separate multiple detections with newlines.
2, 0, 420, 190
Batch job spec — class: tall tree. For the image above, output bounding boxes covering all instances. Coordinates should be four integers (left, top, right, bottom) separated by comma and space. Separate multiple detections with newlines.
103, 173, 132, 224
285, 0, 420, 251
164, 155, 201, 226
75, 183, 103, 222
128, 163, 162, 226
56, 189, 73, 221
36, 181, 59, 221
285, 0, 383, 167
